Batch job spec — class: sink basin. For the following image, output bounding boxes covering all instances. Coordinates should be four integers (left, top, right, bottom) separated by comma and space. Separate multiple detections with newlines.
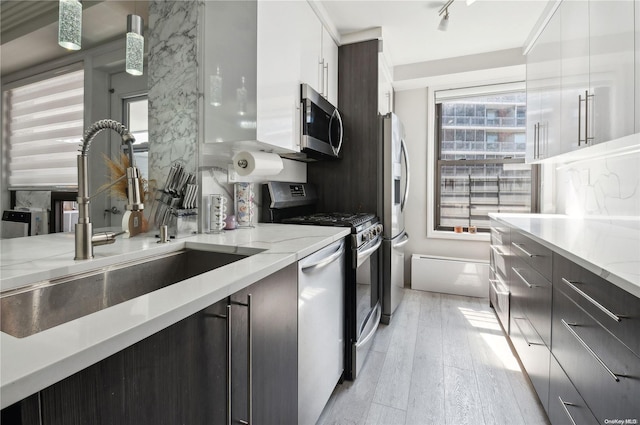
1, 248, 255, 338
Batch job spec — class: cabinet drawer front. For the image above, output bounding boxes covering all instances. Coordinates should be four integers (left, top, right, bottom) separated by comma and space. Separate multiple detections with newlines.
548, 355, 599, 425
511, 257, 552, 347
510, 315, 550, 412
490, 225, 509, 247
490, 244, 509, 281
554, 253, 640, 358
552, 288, 640, 422
510, 231, 552, 281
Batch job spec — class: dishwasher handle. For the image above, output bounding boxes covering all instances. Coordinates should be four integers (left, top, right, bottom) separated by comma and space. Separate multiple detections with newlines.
301, 240, 345, 272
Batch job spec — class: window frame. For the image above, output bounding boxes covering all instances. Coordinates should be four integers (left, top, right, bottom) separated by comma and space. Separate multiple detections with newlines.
432, 87, 539, 234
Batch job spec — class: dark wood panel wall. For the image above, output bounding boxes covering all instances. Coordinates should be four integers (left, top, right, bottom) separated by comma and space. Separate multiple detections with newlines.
308, 39, 382, 215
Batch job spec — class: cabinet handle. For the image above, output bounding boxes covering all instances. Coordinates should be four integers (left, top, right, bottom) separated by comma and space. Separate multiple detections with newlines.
512, 267, 536, 288
318, 58, 325, 97
234, 295, 253, 425
490, 244, 506, 257
561, 319, 620, 382
513, 317, 544, 346
578, 93, 583, 146
324, 62, 329, 98
558, 397, 578, 425
534, 122, 539, 158
210, 307, 232, 425
247, 294, 253, 425
225, 305, 232, 425
561, 278, 622, 323
511, 242, 538, 258
585, 90, 594, 144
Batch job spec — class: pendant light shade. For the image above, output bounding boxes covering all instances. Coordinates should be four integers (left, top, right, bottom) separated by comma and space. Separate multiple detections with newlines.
58, 0, 82, 50
126, 14, 144, 76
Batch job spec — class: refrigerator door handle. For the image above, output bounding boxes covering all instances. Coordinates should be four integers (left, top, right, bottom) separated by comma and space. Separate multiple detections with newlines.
393, 231, 409, 248
400, 138, 410, 212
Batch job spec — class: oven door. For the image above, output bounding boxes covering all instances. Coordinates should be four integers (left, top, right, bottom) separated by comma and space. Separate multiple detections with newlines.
352, 235, 382, 379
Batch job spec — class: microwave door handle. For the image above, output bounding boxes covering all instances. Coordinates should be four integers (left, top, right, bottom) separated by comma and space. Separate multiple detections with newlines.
400, 138, 410, 212
329, 108, 344, 156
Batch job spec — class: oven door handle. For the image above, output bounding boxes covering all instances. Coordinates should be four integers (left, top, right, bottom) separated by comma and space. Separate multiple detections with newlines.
301, 240, 345, 272
355, 302, 382, 349
357, 237, 382, 263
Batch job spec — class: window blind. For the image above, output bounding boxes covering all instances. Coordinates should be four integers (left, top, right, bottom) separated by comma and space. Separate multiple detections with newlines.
5, 68, 84, 189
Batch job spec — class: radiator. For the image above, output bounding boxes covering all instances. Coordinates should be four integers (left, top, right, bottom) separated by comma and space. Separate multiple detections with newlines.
410, 254, 489, 298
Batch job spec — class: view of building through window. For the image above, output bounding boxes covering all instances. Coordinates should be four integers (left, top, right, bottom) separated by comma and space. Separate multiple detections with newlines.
436, 91, 534, 232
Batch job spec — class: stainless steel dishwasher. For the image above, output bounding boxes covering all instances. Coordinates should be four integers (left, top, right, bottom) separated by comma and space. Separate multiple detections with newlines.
298, 238, 346, 425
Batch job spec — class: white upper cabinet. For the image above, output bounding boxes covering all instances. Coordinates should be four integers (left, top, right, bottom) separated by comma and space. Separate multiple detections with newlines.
526, 0, 636, 162
256, 0, 319, 152
558, 0, 589, 155
526, 6, 561, 161
588, 0, 635, 144
321, 26, 339, 106
378, 53, 393, 115
202, 0, 339, 155
636, 0, 640, 133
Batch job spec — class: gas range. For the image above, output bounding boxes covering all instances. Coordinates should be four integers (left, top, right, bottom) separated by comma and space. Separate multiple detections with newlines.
281, 212, 382, 248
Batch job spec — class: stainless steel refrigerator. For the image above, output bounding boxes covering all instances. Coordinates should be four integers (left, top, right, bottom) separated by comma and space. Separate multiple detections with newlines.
381, 113, 410, 324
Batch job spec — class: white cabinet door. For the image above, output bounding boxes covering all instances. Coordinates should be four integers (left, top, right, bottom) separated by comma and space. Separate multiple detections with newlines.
589, 0, 635, 144
256, 0, 319, 152
378, 53, 393, 115
559, 0, 589, 156
637, 0, 640, 133
526, 6, 561, 161
321, 26, 339, 106
203, 1, 257, 145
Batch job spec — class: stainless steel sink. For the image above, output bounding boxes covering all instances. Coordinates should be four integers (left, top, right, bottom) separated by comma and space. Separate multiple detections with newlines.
1, 248, 256, 338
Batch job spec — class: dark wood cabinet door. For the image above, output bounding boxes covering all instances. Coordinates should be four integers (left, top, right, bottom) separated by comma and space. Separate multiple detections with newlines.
16, 300, 228, 425
230, 264, 298, 425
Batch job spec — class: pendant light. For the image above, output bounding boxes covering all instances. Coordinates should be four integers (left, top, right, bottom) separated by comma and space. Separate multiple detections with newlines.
126, 14, 144, 76
58, 0, 82, 50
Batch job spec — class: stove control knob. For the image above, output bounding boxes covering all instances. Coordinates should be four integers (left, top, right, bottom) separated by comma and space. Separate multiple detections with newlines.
376, 224, 383, 236
362, 232, 370, 243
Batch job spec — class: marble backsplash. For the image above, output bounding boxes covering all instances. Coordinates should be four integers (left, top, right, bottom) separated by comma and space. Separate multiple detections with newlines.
554, 149, 640, 218
147, 0, 199, 192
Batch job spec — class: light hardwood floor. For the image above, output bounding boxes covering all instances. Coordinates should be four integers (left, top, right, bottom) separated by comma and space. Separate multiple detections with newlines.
317, 290, 550, 425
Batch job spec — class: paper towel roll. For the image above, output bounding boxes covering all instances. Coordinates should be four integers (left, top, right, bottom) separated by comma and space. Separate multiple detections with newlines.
233, 151, 284, 177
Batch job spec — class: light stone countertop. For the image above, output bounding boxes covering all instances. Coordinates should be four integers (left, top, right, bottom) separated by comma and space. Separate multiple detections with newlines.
489, 213, 640, 298
0, 224, 350, 409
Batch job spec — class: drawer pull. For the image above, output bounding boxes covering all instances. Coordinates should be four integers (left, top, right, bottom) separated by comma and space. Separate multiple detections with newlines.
561, 278, 622, 323
561, 319, 620, 382
512, 267, 536, 288
513, 317, 544, 346
490, 245, 507, 257
558, 397, 578, 425
511, 242, 539, 257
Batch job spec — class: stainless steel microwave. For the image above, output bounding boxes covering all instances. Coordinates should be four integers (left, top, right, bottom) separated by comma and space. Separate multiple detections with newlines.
300, 83, 343, 159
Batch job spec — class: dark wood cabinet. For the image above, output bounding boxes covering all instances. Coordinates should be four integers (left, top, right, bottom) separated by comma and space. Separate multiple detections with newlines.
507, 231, 552, 413
491, 221, 640, 425
548, 355, 599, 425
552, 256, 640, 423
1, 264, 298, 425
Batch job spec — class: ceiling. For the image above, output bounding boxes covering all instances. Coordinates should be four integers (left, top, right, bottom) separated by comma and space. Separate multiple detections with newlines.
319, 0, 549, 67
1, 0, 549, 78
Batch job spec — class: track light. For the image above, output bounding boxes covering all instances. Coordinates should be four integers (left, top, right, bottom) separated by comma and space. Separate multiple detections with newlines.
58, 0, 82, 50
437, 0, 454, 31
126, 14, 144, 76
438, 9, 450, 31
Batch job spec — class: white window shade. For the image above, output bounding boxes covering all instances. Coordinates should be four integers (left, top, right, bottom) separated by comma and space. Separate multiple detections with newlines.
5, 68, 84, 190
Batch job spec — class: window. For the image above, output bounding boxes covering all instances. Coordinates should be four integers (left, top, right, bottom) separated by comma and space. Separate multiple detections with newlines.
4, 65, 84, 189
435, 85, 537, 232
